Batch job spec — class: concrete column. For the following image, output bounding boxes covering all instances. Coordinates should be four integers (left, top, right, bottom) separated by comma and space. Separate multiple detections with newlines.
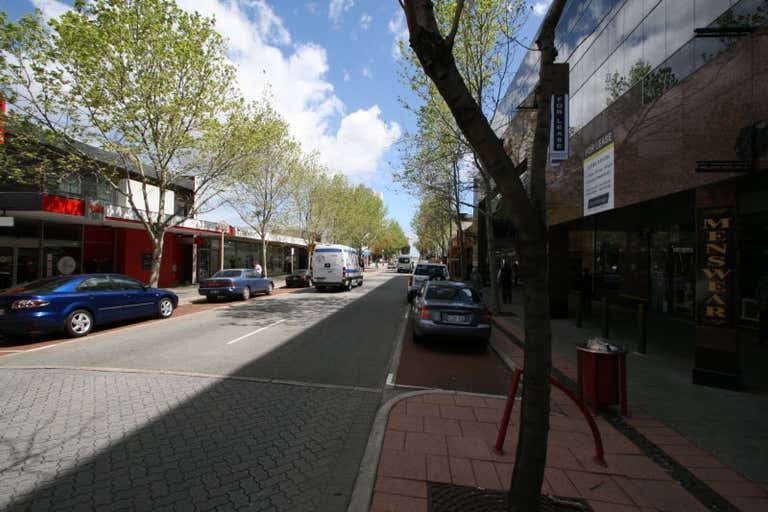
692, 184, 741, 390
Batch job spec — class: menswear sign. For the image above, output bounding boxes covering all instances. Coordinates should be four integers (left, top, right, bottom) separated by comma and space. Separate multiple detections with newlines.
697, 208, 735, 326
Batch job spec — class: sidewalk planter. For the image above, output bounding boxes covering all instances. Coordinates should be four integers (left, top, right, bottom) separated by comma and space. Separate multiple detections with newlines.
576, 345, 628, 416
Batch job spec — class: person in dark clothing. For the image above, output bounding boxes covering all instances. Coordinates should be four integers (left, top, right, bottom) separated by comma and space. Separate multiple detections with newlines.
513, 261, 520, 286
756, 274, 768, 345
498, 261, 513, 304
579, 268, 593, 315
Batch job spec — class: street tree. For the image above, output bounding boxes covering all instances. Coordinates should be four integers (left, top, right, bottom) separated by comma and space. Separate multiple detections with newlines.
332, 183, 387, 256
396, 0, 526, 302
371, 219, 409, 260
412, 192, 453, 262
398, 0, 567, 509
0, 0, 242, 286
225, 103, 301, 277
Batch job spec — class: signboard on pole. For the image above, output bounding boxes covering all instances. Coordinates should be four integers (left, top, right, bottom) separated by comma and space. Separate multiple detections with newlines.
583, 131, 615, 216
550, 94, 569, 162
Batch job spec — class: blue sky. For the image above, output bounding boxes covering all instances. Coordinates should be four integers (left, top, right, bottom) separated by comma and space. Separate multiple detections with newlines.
6, 0, 549, 251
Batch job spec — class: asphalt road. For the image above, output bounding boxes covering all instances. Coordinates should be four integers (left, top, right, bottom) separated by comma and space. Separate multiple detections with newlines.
0, 272, 407, 512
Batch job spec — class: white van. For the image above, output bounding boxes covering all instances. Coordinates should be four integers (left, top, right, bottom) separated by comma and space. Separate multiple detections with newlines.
311, 244, 364, 292
397, 256, 413, 273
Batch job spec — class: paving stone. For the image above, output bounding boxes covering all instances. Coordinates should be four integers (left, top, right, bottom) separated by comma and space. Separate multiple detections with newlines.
0, 368, 381, 512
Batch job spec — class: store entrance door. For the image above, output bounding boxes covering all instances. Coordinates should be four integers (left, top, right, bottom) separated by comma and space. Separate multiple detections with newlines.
16, 248, 40, 284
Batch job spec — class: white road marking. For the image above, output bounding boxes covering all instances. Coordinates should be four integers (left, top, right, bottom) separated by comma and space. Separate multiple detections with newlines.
24, 345, 55, 352
226, 319, 285, 345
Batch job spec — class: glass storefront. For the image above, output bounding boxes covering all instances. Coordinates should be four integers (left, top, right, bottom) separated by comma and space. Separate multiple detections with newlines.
0, 219, 82, 289
204, 238, 297, 277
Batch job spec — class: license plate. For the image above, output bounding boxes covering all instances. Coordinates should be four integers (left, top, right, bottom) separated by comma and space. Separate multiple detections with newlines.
444, 314, 467, 324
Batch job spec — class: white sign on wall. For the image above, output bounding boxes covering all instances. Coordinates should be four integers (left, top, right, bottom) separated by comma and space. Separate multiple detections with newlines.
583, 132, 615, 216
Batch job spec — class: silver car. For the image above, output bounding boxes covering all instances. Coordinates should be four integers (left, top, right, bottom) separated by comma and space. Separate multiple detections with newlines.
411, 281, 491, 344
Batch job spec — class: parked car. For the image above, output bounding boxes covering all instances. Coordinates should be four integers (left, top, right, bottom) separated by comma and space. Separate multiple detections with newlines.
411, 281, 491, 345
311, 244, 363, 292
0, 274, 178, 338
198, 269, 274, 302
387, 261, 397, 270
285, 269, 312, 288
407, 263, 450, 303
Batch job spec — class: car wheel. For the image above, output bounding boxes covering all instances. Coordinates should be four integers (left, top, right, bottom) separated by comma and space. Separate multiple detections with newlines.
266, 282, 274, 295
65, 309, 93, 338
206, 295, 217, 303
242, 287, 251, 301
158, 297, 174, 318
346, 280, 353, 292
358, 278, 363, 287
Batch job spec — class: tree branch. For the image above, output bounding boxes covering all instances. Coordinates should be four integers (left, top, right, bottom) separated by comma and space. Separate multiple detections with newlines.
445, 0, 465, 51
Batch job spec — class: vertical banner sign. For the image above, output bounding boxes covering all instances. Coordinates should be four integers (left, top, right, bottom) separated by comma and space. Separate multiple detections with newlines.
0, 93, 6, 145
697, 208, 734, 326
549, 94, 569, 162
583, 131, 615, 216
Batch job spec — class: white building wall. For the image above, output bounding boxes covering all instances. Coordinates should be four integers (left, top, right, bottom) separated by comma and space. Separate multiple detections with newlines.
117, 179, 175, 216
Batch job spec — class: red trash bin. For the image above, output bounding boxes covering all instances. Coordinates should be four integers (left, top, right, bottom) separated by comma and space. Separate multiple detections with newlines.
576, 345, 628, 416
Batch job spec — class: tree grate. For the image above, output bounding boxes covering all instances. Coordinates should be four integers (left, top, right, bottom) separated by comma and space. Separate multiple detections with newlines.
427, 482, 592, 512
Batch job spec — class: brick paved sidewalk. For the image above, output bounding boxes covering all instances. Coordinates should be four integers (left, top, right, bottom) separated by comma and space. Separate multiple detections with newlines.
368, 325, 767, 511
490, 319, 768, 511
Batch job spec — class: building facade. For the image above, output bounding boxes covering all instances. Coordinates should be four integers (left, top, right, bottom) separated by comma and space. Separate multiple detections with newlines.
0, 168, 308, 289
492, 0, 768, 389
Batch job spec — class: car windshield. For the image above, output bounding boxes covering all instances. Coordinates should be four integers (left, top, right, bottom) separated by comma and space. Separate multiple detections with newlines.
213, 270, 242, 278
414, 265, 446, 277
293, 270, 308, 275
426, 286, 478, 302
398, 257, 410, 263
2, 276, 73, 294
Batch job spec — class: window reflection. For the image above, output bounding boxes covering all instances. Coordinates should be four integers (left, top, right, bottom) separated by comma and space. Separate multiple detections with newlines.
695, 0, 731, 29
643, 1, 667, 68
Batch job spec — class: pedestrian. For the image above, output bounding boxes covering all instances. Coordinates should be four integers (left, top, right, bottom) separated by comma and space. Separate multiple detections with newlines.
254, 261, 263, 278
513, 260, 520, 286
756, 273, 768, 345
498, 260, 513, 304
579, 268, 593, 315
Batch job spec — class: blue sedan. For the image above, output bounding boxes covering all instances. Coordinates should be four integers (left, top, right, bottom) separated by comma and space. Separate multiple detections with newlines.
198, 269, 274, 302
0, 274, 179, 338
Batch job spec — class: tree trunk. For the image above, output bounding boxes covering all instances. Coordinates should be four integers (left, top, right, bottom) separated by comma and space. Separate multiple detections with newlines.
456, 213, 465, 281
482, 173, 500, 314
400, 1, 567, 509
261, 237, 268, 277
148, 232, 165, 288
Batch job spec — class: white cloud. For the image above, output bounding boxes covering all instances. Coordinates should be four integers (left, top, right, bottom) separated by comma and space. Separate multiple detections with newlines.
329, 0, 354, 24
174, 0, 397, 178
362, 65, 373, 79
387, 10, 409, 60
359, 13, 373, 31
30, 0, 70, 19
306, 2, 317, 14
343, 69, 351, 82
532, 1, 552, 16
316, 106, 401, 176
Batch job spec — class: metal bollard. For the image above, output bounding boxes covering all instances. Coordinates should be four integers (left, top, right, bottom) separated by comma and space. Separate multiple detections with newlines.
601, 297, 610, 339
576, 291, 583, 328
637, 303, 647, 354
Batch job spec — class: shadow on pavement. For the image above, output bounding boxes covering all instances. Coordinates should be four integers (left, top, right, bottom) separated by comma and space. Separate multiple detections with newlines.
0, 275, 406, 512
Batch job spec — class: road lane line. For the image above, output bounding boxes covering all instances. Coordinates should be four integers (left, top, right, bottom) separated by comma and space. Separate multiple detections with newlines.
225, 319, 285, 345
24, 345, 55, 352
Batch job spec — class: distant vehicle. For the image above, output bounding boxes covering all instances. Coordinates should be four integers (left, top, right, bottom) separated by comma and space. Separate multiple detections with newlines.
198, 269, 274, 302
397, 256, 414, 273
387, 260, 397, 270
407, 263, 450, 302
411, 281, 491, 345
311, 244, 363, 292
0, 274, 178, 338
285, 269, 311, 288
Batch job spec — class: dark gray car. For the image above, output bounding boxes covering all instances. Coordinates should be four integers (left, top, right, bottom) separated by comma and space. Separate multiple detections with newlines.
411, 281, 491, 344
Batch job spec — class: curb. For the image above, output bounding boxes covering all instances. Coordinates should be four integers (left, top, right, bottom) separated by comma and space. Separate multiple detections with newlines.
346, 388, 507, 512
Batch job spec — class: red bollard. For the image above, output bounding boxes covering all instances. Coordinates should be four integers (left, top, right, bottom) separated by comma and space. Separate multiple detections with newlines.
493, 368, 522, 455
493, 368, 607, 467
